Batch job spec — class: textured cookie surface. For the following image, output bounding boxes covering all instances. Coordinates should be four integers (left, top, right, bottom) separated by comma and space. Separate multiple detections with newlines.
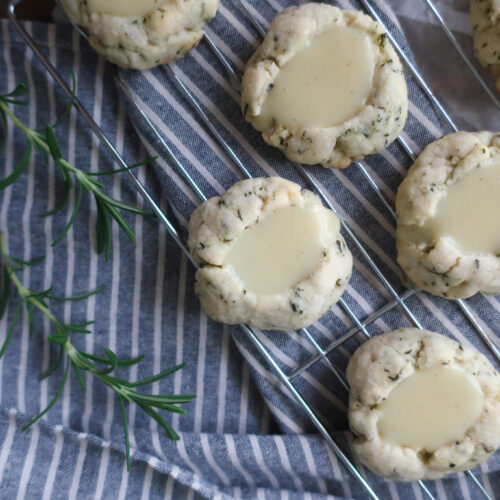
187, 177, 352, 330
471, 0, 500, 90
60, 0, 219, 69
347, 328, 500, 481
241, 3, 408, 168
396, 131, 500, 299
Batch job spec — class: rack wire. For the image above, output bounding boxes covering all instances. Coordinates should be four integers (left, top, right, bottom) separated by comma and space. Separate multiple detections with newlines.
7, 0, 500, 498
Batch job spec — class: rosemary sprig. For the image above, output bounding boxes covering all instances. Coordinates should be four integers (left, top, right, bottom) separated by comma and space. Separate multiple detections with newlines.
0, 234, 195, 469
0, 82, 153, 260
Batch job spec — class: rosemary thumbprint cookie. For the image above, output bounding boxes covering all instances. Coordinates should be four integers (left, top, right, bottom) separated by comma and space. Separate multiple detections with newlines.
59, 0, 219, 69
396, 131, 500, 299
347, 328, 500, 481
471, 0, 500, 90
241, 3, 408, 168
187, 177, 352, 330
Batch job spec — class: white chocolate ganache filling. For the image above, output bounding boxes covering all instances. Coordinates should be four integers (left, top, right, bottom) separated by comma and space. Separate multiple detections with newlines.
251, 25, 375, 131
224, 205, 340, 295
87, 0, 166, 17
377, 366, 484, 450
419, 159, 500, 255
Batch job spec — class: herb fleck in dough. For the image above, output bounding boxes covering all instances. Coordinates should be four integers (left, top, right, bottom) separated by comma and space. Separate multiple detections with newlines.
241, 3, 408, 168
395, 131, 500, 299
347, 328, 500, 481
59, 0, 219, 69
187, 177, 353, 331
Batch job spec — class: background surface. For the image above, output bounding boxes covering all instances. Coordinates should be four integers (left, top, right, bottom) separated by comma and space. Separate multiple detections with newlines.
0, 0, 499, 499
0, 0, 55, 20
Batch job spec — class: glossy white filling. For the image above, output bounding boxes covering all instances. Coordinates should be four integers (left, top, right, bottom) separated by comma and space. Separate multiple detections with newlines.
377, 366, 484, 450
224, 205, 340, 295
422, 159, 500, 254
87, 0, 165, 17
252, 25, 374, 131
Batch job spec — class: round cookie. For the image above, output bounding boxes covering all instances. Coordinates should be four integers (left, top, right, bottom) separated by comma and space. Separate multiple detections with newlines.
471, 0, 500, 91
396, 131, 500, 299
347, 328, 500, 481
187, 177, 353, 330
241, 3, 408, 169
59, 0, 219, 69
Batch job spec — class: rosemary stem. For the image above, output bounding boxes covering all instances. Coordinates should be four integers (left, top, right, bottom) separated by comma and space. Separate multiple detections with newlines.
0, 101, 48, 153
8, 264, 60, 325
1, 235, 60, 329
0, 88, 193, 469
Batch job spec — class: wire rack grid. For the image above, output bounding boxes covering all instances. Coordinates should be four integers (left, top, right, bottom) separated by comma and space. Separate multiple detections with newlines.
7, 0, 500, 498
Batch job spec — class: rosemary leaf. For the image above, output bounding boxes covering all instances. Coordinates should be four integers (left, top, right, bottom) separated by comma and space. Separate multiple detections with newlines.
49, 73, 76, 129
27, 287, 54, 298
47, 285, 105, 301
40, 179, 69, 216
0, 98, 28, 106
105, 203, 137, 242
0, 106, 7, 156
2, 255, 24, 271
72, 361, 86, 391
65, 320, 95, 331
10, 255, 45, 267
118, 394, 131, 470
79, 351, 144, 367
0, 299, 22, 359
104, 347, 118, 366
139, 403, 180, 441
48, 333, 70, 345
0, 83, 27, 98
88, 156, 157, 176
38, 345, 65, 381
95, 195, 112, 259
0, 139, 32, 189
151, 403, 187, 414
51, 181, 82, 247
64, 324, 92, 334
127, 363, 186, 388
45, 125, 62, 161
0, 264, 11, 318
23, 356, 71, 430
111, 354, 145, 367
97, 191, 149, 215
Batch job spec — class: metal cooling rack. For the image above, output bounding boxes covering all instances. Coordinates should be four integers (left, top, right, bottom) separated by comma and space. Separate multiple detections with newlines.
7, 0, 500, 498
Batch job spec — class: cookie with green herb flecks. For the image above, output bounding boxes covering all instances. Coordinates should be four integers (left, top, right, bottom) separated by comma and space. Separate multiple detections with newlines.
347, 328, 500, 481
396, 131, 500, 299
59, 0, 219, 69
241, 3, 407, 168
471, 0, 500, 90
187, 177, 352, 330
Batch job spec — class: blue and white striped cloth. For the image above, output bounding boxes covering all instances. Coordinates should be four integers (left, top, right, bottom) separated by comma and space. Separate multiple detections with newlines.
0, 0, 499, 498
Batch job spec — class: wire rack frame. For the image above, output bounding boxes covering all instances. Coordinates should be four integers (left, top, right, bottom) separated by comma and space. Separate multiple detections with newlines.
154, 1, 500, 497
6, 0, 500, 498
